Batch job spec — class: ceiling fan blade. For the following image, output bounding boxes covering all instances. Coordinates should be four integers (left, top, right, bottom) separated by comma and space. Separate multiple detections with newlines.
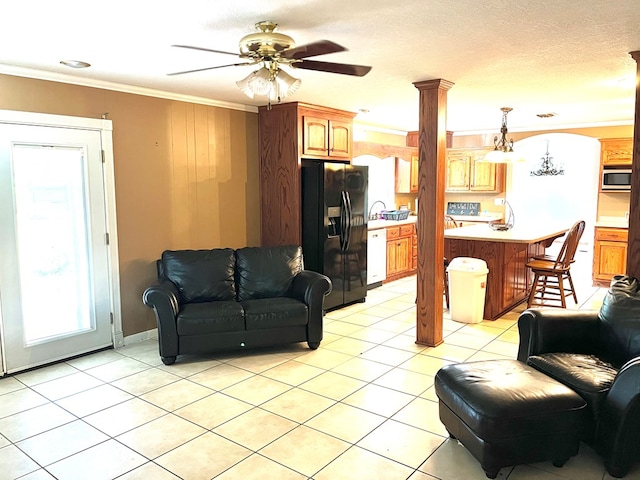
167, 62, 255, 76
171, 44, 239, 56
281, 40, 346, 60
291, 59, 372, 77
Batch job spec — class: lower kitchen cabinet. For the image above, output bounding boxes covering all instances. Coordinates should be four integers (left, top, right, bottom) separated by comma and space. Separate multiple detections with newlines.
386, 223, 416, 281
593, 227, 628, 287
367, 228, 387, 285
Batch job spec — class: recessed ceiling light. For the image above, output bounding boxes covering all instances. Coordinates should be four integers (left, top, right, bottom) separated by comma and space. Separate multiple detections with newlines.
60, 60, 91, 68
536, 112, 557, 118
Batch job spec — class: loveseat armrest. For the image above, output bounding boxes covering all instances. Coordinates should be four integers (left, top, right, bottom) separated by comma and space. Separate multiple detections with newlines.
595, 356, 640, 478
291, 270, 332, 346
142, 279, 180, 359
517, 308, 600, 362
291, 270, 332, 305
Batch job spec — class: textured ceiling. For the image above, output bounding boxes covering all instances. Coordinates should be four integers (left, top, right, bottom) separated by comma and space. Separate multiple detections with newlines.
1, 0, 639, 134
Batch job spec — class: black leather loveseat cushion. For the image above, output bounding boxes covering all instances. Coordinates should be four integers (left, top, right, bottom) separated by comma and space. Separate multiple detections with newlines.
235, 246, 303, 300
177, 301, 245, 335
242, 298, 308, 330
161, 248, 236, 303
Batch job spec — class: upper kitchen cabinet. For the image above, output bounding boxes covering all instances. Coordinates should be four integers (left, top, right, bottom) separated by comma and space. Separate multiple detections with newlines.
445, 148, 504, 193
395, 154, 419, 193
600, 138, 633, 166
258, 102, 356, 246
301, 106, 354, 161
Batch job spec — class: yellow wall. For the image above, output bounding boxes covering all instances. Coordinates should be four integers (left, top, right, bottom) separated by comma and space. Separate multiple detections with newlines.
0, 74, 260, 337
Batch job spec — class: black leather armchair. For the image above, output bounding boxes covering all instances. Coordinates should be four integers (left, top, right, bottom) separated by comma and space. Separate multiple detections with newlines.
517, 276, 640, 478
143, 245, 331, 365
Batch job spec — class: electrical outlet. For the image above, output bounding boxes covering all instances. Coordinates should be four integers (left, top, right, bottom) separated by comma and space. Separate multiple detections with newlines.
494, 198, 506, 206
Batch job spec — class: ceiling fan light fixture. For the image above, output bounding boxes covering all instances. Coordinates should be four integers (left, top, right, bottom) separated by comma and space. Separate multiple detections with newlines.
272, 68, 301, 98
236, 64, 300, 102
236, 66, 273, 98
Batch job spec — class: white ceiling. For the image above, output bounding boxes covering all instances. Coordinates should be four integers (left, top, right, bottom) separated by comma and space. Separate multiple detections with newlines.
2, 0, 640, 134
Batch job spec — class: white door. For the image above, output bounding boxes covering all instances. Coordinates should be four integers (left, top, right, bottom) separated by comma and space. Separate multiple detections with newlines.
0, 123, 113, 373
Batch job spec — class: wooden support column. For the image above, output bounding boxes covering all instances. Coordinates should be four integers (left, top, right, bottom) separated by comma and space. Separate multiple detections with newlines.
413, 79, 454, 346
627, 51, 640, 279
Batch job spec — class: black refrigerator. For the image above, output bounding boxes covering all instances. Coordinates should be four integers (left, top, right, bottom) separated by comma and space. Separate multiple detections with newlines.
301, 160, 368, 310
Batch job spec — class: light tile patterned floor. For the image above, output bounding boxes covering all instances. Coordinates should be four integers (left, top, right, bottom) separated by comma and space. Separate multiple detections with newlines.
1, 250, 639, 479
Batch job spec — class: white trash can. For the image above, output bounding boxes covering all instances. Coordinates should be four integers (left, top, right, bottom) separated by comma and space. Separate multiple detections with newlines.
447, 257, 489, 324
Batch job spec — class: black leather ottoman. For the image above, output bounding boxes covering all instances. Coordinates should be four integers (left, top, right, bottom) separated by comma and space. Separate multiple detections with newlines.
434, 359, 588, 478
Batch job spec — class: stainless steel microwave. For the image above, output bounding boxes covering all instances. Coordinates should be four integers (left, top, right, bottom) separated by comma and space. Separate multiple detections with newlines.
602, 168, 632, 191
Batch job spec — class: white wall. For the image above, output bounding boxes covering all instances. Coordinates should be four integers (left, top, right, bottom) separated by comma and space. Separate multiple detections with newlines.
507, 133, 600, 249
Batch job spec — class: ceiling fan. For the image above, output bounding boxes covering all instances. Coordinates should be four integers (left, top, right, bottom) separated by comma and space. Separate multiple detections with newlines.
168, 21, 372, 103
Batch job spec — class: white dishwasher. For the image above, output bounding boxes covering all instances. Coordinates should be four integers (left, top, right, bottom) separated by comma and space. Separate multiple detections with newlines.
367, 228, 387, 285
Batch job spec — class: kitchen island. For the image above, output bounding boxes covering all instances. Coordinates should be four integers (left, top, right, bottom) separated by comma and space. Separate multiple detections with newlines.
444, 223, 568, 320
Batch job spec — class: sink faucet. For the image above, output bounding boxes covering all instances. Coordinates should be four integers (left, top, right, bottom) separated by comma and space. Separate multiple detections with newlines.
368, 200, 387, 220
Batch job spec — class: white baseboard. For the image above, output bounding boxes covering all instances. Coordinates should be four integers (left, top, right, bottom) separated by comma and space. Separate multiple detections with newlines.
122, 328, 158, 347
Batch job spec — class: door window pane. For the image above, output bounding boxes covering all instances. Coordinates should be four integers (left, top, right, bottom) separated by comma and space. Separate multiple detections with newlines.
13, 145, 93, 344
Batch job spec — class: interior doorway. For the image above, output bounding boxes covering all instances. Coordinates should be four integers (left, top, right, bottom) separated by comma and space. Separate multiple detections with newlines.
0, 111, 121, 374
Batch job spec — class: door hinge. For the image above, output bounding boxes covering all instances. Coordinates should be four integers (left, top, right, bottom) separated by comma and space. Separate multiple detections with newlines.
110, 312, 114, 324
105, 232, 110, 245
101, 150, 106, 163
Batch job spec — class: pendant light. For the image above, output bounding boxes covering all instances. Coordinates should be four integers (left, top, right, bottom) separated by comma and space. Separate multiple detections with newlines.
482, 107, 525, 163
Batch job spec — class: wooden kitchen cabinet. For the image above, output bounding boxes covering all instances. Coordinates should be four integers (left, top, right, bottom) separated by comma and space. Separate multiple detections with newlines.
386, 223, 416, 281
258, 102, 356, 246
395, 154, 419, 193
445, 148, 504, 193
600, 138, 633, 166
593, 227, 628, 287
302, 113, 352, 160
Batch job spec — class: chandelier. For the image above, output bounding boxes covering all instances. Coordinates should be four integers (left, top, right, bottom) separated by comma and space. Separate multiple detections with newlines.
530, 140, 564, 176
482, 107, 524, 163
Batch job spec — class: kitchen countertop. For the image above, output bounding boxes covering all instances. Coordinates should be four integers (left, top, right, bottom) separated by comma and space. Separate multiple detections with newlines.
444, 223, 570, 244
368, 215, 417, 230
367, 213, 502, 230
450, 213, 503, 223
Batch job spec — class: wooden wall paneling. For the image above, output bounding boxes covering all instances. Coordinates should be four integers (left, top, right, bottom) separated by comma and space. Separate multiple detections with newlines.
627, 51, 640, 279
207, 107, 223, 245
193, 104, 213, 247
413, 79, 454, 347
169, 102, 190, 247
185, 105, 199, 243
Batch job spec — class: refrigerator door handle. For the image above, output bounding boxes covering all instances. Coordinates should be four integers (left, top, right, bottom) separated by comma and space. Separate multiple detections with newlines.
344, 191, 353, 250
340, 191, 350, 251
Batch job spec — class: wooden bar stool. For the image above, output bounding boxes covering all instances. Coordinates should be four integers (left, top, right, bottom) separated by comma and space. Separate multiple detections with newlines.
526, 220, 585, 308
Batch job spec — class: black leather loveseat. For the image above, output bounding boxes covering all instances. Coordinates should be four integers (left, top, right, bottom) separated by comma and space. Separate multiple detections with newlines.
142, 245, 331, 365
518, 276, 640, 478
